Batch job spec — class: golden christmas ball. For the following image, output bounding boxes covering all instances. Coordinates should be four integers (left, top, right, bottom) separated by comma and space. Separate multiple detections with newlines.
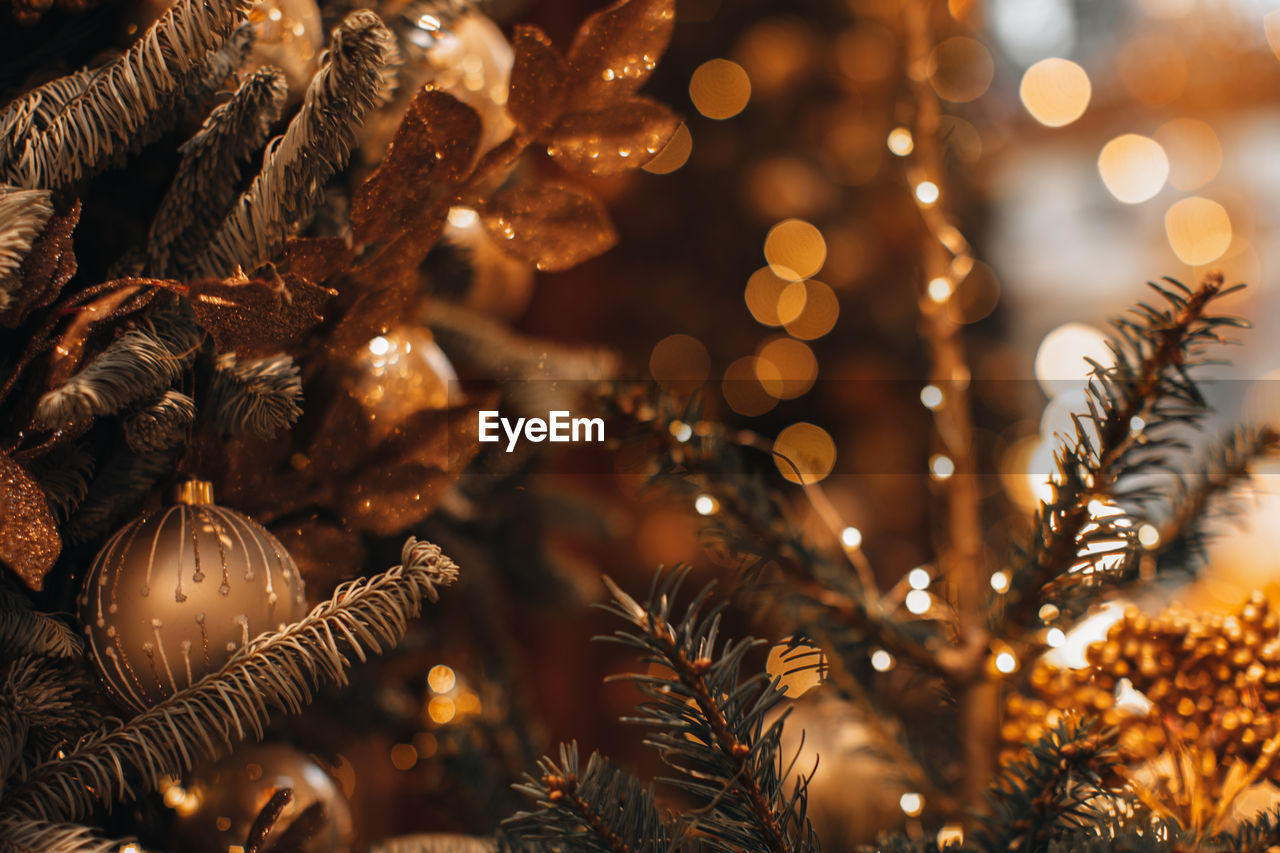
353, 326, 459, 440
169, 741, 352, 853
78, 481, 308, 713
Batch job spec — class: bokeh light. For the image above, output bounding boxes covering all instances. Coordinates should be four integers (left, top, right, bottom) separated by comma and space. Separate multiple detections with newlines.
642, 123, 692, 175
427, 664, 456, 693
887, 127, 914, 156
756, 337, 818, 399
1035, 322, 1113, 396
947, 261, 1000, 325
650, 334, 710, 389
928, 37, 994, 103
1019, 58, 1090, 127
765, 219, 827, 280
390, 743, 418, 770
1098, 134, 1169, 204
1165, 197, 1232, 266
779, 279, 840, 340
773, 422, 837, 484
690, 59, 752, 119
745, 266, 796, 326
915, 181, 940, 205
722, 357, 777, 416
1154, 118, 1221, 191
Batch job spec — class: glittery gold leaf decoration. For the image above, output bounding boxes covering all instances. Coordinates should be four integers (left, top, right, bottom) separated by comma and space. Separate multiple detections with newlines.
481, 181, 618, 272
0, 202, 80, 330
186, 267, 336, 357
507, 25, 570, 134
46, 280, 165, 388
548, 96, 679, 176
0, 453, 60, 591
352, 89, 482, 246
566, 0, 675, 110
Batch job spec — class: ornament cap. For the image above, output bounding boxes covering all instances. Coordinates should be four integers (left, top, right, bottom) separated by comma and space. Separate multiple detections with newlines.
174, 479, 215, 506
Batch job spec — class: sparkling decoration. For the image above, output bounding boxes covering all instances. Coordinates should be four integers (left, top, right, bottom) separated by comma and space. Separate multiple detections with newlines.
244, 0, 323, 99
444, 206, 534, 319
78, 481, 308, 712
169, 742, 352, 853
0, 452, 61, 591
352, 326, 458, 440
1004, 594, 1280, 799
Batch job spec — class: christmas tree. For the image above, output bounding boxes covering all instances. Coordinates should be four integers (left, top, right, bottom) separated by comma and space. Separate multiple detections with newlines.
3, 0, 1280, 851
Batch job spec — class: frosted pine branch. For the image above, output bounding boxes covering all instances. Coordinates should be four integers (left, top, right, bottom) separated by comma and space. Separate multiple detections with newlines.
207, 352, 302, 439
35, 312, 204, 430
0, 590, 81, 660
0, 820, 130, 853
0, 537, 459, 824
193, 10, 394, 277
0, 70, 94, 178
147, 67, 287, 277
122, 389, 196, 451
0, 186, 54, 311
2, 0, 252, 190
65, 448, 177, 543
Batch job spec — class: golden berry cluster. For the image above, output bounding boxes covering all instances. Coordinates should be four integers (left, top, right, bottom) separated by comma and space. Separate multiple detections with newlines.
1002, 592, 1280, 783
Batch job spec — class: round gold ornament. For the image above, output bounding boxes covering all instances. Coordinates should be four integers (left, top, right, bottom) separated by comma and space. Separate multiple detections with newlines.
78, 481, 308, 713
169, 742, 353, 853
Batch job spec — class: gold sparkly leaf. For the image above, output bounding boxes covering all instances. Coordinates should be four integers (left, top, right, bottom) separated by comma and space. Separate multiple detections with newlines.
186, 269, 336, 358
508, 24, 570, 134
1, 201, 80, 330
567, 0, 675, 110
549, 96, 679, 176
47, 280, 165, 387
352, 89, 482, 246
0, 452, 60, 591
482, 181, 617, 272
321, 285, 416, 361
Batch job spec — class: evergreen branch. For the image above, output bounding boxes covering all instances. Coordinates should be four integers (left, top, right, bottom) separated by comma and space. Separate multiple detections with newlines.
0, 71, 95, 175
28, 442, 94, 521
64, 447, 177, 543
0, 819, 131, 853
147, 67, 288, 277
206, 352, 302, 439
122, 389, 196, 451
2, 0, 253, 190
0, 186, 53, 310
600, 570, 818, 853
505, 742, 676, 853
34, 311, 204, 430
0, 658, 101, 792
1005, 274, 1244, 630
968, 716, 1119, 853
0, 537, 459, 824
193, 10, 394, 277
0, 590, 81, 660
1154, 425, 1280, 570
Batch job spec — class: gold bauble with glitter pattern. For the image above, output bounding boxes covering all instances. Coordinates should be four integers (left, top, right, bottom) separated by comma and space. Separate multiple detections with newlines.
78, 481, 307, 713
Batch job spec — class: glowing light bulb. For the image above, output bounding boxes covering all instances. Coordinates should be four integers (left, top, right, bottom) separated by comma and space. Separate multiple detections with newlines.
915, 181, 940, 205
695, 494, 719, 516
995, 651, 1017, 674
1046, 627, 1066, 647
905, 589, 932, 615
670, 420, 693, 442
368, 336, 390, 356
900, 792, 924, 816
870, 648, 895, 671
887, 126, 914, 156
990, 570, 1010, 593
908, 567, 931, 589
1138, 523, 1160, 549
930, 454, 955, 480
920, 384, 944, 409
927, 277, 953, 303
841, 526, 863, 548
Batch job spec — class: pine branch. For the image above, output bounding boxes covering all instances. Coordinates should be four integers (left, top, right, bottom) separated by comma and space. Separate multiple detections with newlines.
0, 819, 131, 853
967, 716, 1119, 853
0, 658, 101, 794
505, 742, 677, 853
64, 447, 177, 543
0, 70, 95, 178
34, 311, 204, 430
0, 186, 53, 310
206, 352, 302, 439
147, 67, 288, 277
122, 389, 196, 451
1004, 274, 1245, 631
2, 0, 253, 190
0, 590, 81, 660
193, 10, 394, 277
600, 570, 819, 853
0, 537, 459, 824
27, 442, 94, 521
